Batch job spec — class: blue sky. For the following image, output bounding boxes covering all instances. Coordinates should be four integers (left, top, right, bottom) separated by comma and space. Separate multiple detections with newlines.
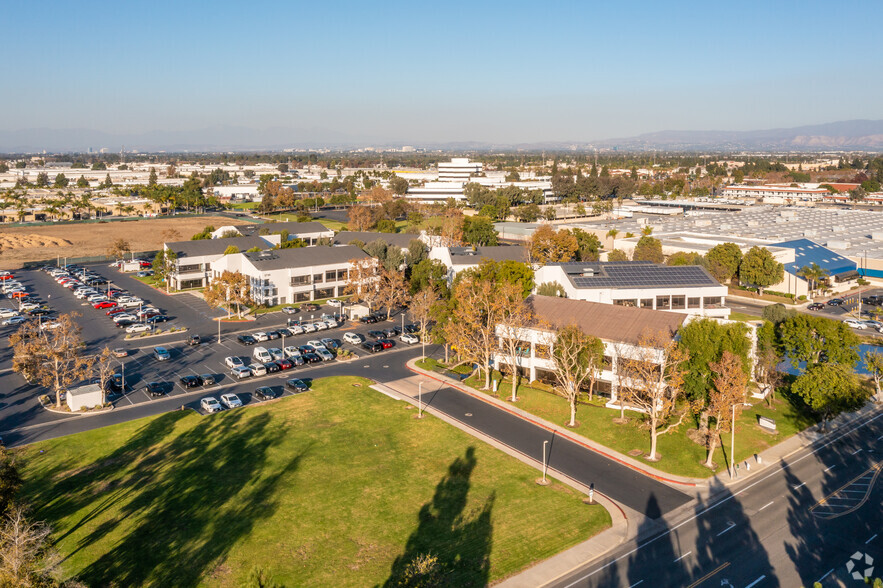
2, 0, 881, 144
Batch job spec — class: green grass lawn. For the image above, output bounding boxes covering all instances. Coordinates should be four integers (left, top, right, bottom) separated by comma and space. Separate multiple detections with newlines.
17, 376, 609, 587
727, 311, 762, 322
228, 202, 258, 210
462, 373, 817, 479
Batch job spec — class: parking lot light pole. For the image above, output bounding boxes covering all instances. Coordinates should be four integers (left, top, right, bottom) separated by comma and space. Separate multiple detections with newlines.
418, 381, 423, 418
731, 403, 737, 479
542, 440, 549, 483
217, 317, 221, 344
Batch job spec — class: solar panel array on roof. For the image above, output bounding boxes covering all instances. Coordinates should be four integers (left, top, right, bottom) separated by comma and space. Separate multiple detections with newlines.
563, 262, 719, 289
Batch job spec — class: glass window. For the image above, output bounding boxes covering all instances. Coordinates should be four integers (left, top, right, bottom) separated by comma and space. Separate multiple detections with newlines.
640, 299, 653, 308
704, 296, 722, 307
290, 275, 310, 286
671, 295, 686, 310
688, 297, 701, 308
313, 273, 323, 284
656, 295, 670, 309
336, 269, 348, 281
294, 291, 311, 302
325, 270, 337, 282
613, 299, 637, 307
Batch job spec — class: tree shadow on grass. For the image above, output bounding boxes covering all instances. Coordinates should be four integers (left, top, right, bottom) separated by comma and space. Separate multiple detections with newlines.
383, 447, 494, 588
24, 409, 304, 587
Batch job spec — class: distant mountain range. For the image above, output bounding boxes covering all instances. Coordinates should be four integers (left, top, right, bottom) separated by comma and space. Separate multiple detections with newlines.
1, 119, 882, 153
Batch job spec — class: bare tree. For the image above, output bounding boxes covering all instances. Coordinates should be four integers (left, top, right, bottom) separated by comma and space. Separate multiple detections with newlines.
342, 257, 380, 311
10, 313, 94, 408
375, 267, 410, 320
95, 346, 116, 405
204, 271, 252, 319
447, 274, 501, 389
704, 351, 748, 468
106, 238, 131, 260
617, 331, 689, 461
0, 506, 60, 587
495, 283, 533, 402
549, 324, 604, 426
409, 287, 435, 360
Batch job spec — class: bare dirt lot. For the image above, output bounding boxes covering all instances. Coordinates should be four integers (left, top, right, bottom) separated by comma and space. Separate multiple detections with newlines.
0, 216, 250, 268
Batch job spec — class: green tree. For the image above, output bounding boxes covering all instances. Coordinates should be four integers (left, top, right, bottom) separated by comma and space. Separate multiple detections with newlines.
739, 246, 783, 294
796, 262, 829, 297
550, 324, 605, 425
148, 167, 158, 186
462, 216, 499, 246
705, 243, 742, 283
632, 236, 663, 263
607, 249, 629, 262
388, 175, 409, 195
409, 258, 449, 296
152, 248, 178, 293
864, 350, 883, 402
528, 224, 577, 265
52, 173, 68, 188
666, 251, 706, 267
606, 229, 619, 249
792, 363, 869, 430
91, 161, 107, 170
34, 172, 49, 187
375, 219, 396, 233
465, 260, 534, 299
0, 446, 21, 518
76, 175, 89, 188
536, 281, 566, 297
570, 228, 600, 261
779, 314, 860, 369
761, 303, 795, 324
246, 246, 262, 253
223, 245, 240, 255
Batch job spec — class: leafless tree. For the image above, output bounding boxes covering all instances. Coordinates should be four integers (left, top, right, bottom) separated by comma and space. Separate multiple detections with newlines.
704, 351, 748, 468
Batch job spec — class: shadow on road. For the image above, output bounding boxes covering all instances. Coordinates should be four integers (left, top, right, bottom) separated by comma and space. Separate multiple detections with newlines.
383, 447, 494, 588
627, 494, 687, 587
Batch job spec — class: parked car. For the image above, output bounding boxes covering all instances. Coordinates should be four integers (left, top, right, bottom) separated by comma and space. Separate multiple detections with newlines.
0, 309, 19, 318
312, 322, 328, 331
266, 330, 281, 340
367, 330, 385, 339
225, 356, 244, 369
302, 352, 322, 363
252, 332, 269, 342
262, 361, 279, 373
126, 323, 150, 333
267, 347, 284, 360
321, 338, 341, 350
145, 382, 167, 397
153, 347, 171, 361
237, 334, 257, 346
361, 341, 382, 353
106, 307, 127, 316
283, 346, 301, 359
298, 345, 315, 354
201, 397, 223, 413
843, 319, 866, 329
200, 374, 216, 385
275, 358, 293, 370
807, 303, 825, 311
377, 339, 395, 349
113, 348, 128, 358
327, 299, 344, 307
180, 375, 203, 388
862, 320, 883, 330
287, 324, 305, 335
249, 363, 268, 377
27, 308, 53, 316
828, 298, 844, 306
254, 386, 278, 400
343, 332, 364, 345
286, 378, 309, 392
187, 334, 201, 346
301, 303, 320, 312
146, 315, 169, 324
302, 323, 317, 333
315, 348, 334, 361
403, 323, 419, 334
231, 365, 252, 379
220, 393, 243, 408
401, 333, 419, 344
281, 306, 299, 315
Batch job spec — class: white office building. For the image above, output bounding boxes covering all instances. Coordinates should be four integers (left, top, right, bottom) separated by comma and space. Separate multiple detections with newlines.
438, 158, 483, 181
164, 236, 277, 290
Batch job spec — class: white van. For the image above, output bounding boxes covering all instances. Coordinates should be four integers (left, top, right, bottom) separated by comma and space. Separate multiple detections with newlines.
253, 346, 272, 362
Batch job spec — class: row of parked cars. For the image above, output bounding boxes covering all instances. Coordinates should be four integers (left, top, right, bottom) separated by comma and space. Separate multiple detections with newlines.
0, 271, 59, 328
199, 379, 310, 413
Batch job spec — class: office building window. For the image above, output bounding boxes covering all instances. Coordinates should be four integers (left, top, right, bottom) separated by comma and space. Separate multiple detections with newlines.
640, 299, 653, 308
688, 297, 701, 309
613, 299, 637, 307
704, 296, 722, 307
290, 275, 310, 286
313, 273, 323, 284
656, 295, 670, 309
325, 270, 337, 282
671, 295, 686, 310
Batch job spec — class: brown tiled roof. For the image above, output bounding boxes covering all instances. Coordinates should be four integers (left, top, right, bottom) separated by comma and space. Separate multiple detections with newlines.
525, 295, 685, 345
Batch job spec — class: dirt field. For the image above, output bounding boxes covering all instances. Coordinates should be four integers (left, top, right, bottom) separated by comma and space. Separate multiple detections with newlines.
0, 216, 251, 268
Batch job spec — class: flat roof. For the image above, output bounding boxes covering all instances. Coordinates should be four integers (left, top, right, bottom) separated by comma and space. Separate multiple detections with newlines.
165, 236, 272, 258
243, 244, 368, 271
334, 231, 418, 249
551, 261, 721, 289
449, 245, 529, 264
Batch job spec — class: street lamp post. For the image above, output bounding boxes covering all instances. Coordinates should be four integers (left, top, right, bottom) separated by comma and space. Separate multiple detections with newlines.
542, 440, 549, 484
731, 403, 737, 479
418, 381, 423, 418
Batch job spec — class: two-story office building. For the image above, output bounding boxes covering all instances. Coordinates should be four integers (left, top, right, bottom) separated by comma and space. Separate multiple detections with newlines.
429, 245, 529, 283
493, 295, 686, 410
534, 261, 730, 318
209, 221, 333, 244
209, 245, 371, 305
164, 236, 275, 290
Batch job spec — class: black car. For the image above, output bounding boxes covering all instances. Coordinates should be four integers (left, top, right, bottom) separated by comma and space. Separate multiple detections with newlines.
286, 378, 309, 392
27, 308, 53, 316
187, 334, 201, 346
382, 326, 401, 337
263, 362, 280, 374
146, 315, 169, 324
301, 303, 320, 312
180, 375, 203, 388
237, 334, 256, 346
145, 382, 166, 397
200, 374, 216, 385
276, 327, 293, 337
360, 315, 378, 324
827, 298, 844, 306
107, 374, 126, 393
266, 330, 281, 340
367, 330, 385, 339
298, 345, 316, 354
302, 352, 322, 363
404, 323, 419, 334
254, 386, 278, 400
807, 303, 825, 311
115, 319, 135, 328
361, 341, 382, 353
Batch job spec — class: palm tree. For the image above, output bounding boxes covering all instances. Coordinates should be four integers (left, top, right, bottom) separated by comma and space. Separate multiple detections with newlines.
606, 228, 619, 249
797, 263, 829, 298
641, 225, 653, 236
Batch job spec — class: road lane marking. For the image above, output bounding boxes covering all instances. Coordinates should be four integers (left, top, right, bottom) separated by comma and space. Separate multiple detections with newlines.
744, 575, 766, 588
758, 501, 774, 511
867, 534, 878, 544
792, 482, 807, 489
816, 569, 834, 583
673, 551, 691, 563
627, 581, 643, 588
824, 465, 836, 472
852, 448, 863, 455
686, 562, 729, 588
716, 522, 736, 536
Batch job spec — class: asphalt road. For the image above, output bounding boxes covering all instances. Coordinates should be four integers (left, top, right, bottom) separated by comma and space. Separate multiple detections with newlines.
548, 409, 883, 588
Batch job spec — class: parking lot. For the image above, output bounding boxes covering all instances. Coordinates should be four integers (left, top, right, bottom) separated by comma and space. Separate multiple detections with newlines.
0, 263, 430, 437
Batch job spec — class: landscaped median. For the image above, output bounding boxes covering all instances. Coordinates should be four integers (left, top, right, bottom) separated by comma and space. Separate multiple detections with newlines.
16, 376, 609, 587
415, 359, 820, 480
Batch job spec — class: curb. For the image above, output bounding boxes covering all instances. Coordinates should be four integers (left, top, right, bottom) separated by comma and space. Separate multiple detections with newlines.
41, 404, 114, 417
407, 361, 699, 488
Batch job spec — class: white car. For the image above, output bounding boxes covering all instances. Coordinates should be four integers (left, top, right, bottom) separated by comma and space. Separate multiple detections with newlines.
87, 294, 108, 303
41, 321, 62, 330
267, 347, 284, 360
2, 316, 26, 326
302, 323, 317, 333
400, 333, 419, 345
113, 314, 138, 323
843, 319, 866, 330
231, 365, 252, 379
327, 299, 344, 307
19, 302, 39, 311
118, 300, 144, 309
0, 308, 20, 318
283, 346, 301, 359
306, 340, 327, 351
220, 393, 243, 408
200, 397, 223, 413
343, 332, 364, 345
225, 356, 245, 369
252, 332, 269, 342
313, 322, 328, 331
74, 290, 96, 299
126, 323, 151, 333
281, 306, 299, 315
249, 363, 267, 377
323, 319, 338, 329
287, 324, 304, 335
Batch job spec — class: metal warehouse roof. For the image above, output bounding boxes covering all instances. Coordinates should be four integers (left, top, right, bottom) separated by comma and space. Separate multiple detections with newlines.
771, 238, 857, 277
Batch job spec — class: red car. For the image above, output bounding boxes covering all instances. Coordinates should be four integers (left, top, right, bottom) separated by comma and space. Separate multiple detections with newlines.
275, 358, 293, 370
106, 307, 127, 316
10, 291, 29, 299
377, 339, 395, 349
139, 261, 151, 268
94, 301, 117, 309
0, 275, 13, 281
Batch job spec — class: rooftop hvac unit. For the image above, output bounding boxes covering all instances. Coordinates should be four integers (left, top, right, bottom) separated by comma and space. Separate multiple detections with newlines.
827, 240, 850, 249
833, 226, 845, 232
871, 231, 883, 241
695, 219, 712, 227
747, 221, 759, 227
804, 230, 817, 237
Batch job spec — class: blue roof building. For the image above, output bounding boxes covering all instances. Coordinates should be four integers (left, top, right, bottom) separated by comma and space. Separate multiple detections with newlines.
771, 239, 858, 282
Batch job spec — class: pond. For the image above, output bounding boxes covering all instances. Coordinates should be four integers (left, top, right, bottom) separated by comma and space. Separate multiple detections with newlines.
778, 343, 882, 376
